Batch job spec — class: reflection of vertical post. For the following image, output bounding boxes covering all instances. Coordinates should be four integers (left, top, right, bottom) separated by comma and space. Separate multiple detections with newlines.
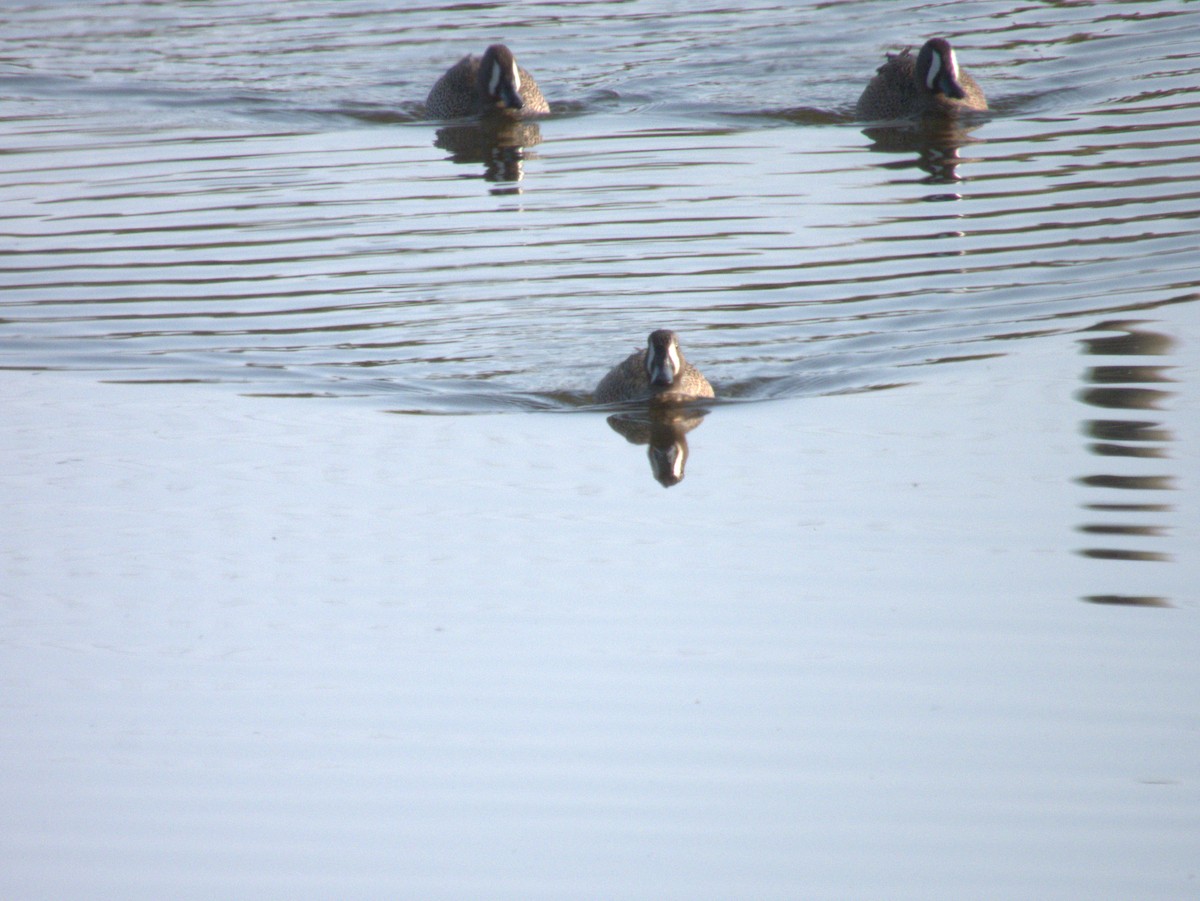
1076, 320, 1176, 607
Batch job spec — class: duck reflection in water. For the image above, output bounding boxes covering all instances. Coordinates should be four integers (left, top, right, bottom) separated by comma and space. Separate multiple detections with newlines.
607, 408, 707, 488
433, 119, 543, 183
861, 118, 985, 185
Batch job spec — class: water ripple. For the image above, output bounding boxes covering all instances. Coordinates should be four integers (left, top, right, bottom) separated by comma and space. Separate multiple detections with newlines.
2, 1, 1199, 413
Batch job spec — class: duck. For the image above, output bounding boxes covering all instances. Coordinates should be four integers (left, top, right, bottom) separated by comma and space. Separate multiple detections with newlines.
425, 44, 550, 119
595, 330, 714, 404
856, 37, 987, 120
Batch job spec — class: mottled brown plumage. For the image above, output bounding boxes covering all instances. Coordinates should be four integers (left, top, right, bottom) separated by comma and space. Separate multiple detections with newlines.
595, 330, 714, 404
856, 38, 987, 120
426, 44, 549, 119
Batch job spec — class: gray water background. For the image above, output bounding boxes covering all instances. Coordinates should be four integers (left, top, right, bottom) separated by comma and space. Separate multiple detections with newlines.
2, 1, 1199, 898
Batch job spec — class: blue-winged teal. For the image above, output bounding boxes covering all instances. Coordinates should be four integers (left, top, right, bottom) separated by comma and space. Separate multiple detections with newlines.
426, 44, 550, 119
856, 38, 987, 120
595, 330, 714, 404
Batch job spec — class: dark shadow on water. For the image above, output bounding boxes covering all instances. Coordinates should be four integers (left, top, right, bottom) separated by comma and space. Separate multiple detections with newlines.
1074, 319, 1178, 607
605, 406, 709, 488
1082, 594, 1171, 608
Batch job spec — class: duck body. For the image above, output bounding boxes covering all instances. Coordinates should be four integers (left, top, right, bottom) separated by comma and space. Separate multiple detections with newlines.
595, 330, 714, 405
856, 37, 987, 120
426, 44, 550, 119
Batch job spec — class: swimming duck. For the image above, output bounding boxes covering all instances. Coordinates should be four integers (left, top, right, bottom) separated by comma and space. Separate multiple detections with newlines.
426, 44, 550, 119
595, 330, 714, 404
856, 37, 987, 120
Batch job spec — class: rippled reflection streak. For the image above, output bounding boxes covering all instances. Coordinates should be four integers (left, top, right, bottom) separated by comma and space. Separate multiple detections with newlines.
1076, 320, 1176, 607
861, 118, 985, 185
434, 120, 543, 185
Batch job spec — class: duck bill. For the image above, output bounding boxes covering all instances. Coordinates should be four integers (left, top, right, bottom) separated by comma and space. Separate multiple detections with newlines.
937, 72, 967, 100
647, 355, 678, 387
500, 83, 525, 110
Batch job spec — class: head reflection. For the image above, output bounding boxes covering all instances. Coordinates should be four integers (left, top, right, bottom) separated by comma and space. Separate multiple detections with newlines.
606, 407, 708, 488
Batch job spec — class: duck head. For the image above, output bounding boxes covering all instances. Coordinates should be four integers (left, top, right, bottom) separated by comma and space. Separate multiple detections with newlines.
478, 44, 525, 111
917, 38, 966, 100
645, 329, 683, 388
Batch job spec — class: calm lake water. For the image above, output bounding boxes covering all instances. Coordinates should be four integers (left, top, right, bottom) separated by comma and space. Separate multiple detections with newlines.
2, 1, 1199, 898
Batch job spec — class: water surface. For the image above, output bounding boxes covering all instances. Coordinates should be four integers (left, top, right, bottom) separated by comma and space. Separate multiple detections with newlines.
2, 1, 1198, 898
